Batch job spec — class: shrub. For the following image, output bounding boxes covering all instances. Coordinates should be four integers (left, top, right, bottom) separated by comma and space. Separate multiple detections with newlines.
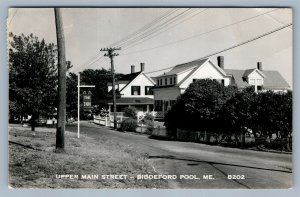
124, 107, 137, 119
142, 113, 154, 135
120, 118, 138, 132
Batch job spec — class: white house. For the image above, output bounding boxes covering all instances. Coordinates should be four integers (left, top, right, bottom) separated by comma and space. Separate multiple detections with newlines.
152, 56, 290, 119
107, 63, 156, 115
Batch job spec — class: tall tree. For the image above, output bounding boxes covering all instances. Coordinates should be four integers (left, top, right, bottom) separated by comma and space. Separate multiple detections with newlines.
165, 79, 237, 138
9, 33, 57, 131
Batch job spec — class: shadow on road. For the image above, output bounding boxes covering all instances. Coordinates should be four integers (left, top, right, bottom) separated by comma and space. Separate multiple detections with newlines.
148, 155, 292, 173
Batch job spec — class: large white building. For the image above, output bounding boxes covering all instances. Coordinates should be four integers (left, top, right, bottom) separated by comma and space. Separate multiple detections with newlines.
152, 56, 290, 119
107, 63, 156, 115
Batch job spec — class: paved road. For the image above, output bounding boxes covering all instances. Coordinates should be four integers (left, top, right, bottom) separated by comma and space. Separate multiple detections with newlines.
67, 122, 292, 189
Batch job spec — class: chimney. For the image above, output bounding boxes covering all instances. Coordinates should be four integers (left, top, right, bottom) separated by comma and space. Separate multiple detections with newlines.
140, 62, 145, 72
257, 62, 262, 71
131, 65, 135, 73
217, 56, 224, 69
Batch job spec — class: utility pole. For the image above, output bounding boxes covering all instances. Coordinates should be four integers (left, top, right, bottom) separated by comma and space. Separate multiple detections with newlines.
54, 8, 66, 151
100, 47, 121, 129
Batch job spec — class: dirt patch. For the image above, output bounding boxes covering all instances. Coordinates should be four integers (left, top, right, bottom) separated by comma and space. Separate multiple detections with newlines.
9, 125, 168, 188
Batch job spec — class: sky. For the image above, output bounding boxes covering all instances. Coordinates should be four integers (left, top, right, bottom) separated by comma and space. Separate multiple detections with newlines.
7, 8, 293, 87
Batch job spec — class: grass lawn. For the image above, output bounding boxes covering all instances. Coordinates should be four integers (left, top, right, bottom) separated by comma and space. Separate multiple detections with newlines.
8, 124, 168, 188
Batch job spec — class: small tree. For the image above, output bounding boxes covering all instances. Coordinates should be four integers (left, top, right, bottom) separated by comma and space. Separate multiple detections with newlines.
124, 107, 137, 119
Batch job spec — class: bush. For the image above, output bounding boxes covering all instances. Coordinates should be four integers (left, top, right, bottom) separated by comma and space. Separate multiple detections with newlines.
124, 107, 137, 119
120, 118, 138, 132
142, 113, 154, 135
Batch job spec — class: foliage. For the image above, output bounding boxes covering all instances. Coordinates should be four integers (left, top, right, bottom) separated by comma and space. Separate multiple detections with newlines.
80, 68, 124, 107
120, 118, 138, 132
220, 86, 256, 146
9, 33, 57, 131
165, 79, 237, 135
124, 107, 137, 119
142, 113, 155, 134
164, 78, 292, 150
66, 72, 78, 118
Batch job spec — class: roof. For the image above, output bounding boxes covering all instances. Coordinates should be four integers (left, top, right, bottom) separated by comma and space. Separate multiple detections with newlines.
262, 70, 290, 89
108, 97, 154, 105
107, 72, 142, 86
225, 69, 290, 89
242, 68, 256, 77
157, 58, 209, 77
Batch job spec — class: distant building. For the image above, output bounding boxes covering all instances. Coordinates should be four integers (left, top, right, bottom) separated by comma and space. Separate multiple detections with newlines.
152, 56, 290, 119
107, 63, 156, 116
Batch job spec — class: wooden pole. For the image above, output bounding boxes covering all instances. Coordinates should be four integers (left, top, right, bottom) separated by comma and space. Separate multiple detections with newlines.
110, 50, 117, 129
54, 8, 66, 150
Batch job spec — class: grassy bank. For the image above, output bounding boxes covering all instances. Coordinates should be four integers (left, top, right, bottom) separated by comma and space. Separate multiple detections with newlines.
9, 124, 168, 188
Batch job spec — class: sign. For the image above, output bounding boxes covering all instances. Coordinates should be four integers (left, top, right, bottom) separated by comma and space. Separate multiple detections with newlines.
83, 91, 92, 110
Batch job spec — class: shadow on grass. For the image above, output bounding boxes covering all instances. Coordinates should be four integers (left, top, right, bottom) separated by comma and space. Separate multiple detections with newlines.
148, 154, 292, 173
148, 135, 175, 141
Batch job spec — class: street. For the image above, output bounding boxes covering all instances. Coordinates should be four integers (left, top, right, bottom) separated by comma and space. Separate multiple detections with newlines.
67, 122, 292, 189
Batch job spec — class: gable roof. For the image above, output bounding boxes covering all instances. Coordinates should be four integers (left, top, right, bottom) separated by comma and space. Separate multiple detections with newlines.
157, 58, 209, 77
224, 69, 250, 88
177, 59, 228, 87
242, 68, 265, 78
225, 69, 290, 89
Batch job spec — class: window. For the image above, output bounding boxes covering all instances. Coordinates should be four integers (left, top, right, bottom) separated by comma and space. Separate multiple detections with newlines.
165, 78, 167, 85
257, 86, 263, 91
170, 78, 173, 84
157, 79, 160, 86
256, 79, 263, 85
215, 79, 225, 86
145, 86, 153, 95
131, 86, 140, 95
160, 79, 162, 86
155, 100, 163, 111
249, 79, 255, 85
174, 77, 176, 84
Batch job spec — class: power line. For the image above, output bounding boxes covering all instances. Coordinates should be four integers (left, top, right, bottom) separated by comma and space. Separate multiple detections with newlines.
122, 8, 208, 51
122, 8, 280, 56
109, 8, 179, 48
144, 23, 292, 75
117, 8, 193, 48
73, 9, 180, 72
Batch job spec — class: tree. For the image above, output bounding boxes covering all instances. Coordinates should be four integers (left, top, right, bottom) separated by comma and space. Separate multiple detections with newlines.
165, 79, 237, 139
9, 33, 57, 131
66, 72, 78, 119
220, 86, 256, 147
80, 68, 124, 108
254, 90, 292, 150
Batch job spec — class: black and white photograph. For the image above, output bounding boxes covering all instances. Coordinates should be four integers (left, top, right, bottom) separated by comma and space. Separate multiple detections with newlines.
7, 8, 292, 189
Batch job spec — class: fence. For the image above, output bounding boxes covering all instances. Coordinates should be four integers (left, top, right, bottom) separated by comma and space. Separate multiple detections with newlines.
93, 113, 130, 128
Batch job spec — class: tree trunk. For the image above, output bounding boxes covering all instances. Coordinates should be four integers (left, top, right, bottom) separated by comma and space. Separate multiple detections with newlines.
241, 130, 246, 148
31, 113, 35, 131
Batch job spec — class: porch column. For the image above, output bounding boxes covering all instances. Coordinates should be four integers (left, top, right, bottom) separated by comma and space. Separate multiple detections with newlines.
146, 105, 149, 112
108, 105, 111, 116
